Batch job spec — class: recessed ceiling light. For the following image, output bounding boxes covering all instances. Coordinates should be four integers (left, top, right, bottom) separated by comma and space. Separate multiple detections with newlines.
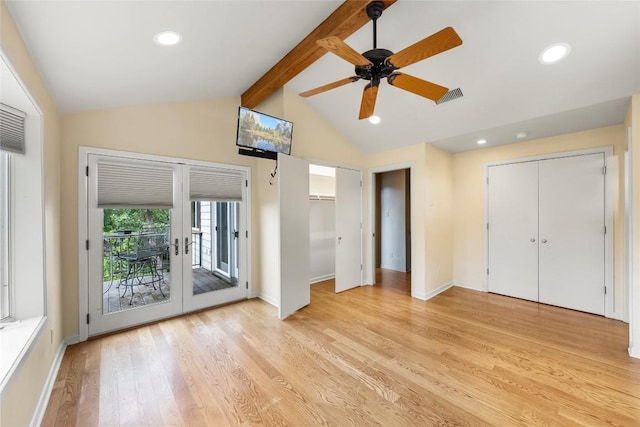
477, 139, 487, 145
368, 115, 381, 124
539, 43, 571, 64
153, 31, 182, 46
515, 131, 528, 139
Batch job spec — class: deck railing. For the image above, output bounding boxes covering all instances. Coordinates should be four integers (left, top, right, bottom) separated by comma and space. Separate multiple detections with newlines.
102, 230, 203, 282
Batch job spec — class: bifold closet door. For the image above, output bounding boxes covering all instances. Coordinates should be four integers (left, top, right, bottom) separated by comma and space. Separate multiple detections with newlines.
538, 154, 605, 315
487, 162, 539, 301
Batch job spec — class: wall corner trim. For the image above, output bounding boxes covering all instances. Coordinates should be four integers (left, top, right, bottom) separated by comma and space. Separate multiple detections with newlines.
453, 281, 484, 292
629, 345, 640, 360
412, 281, 453, 301
257, 293, 279, 308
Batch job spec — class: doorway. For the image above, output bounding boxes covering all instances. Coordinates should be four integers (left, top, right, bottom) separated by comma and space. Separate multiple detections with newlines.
370, 166, 412, 294
307, 163, 363, 294
82, 150, 250, 336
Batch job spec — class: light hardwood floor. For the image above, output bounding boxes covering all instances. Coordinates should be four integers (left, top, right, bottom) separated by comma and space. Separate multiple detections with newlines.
43, 270, 640, 426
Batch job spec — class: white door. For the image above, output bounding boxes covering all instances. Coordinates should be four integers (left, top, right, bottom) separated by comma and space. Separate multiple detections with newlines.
487, 162, 539, 301
87, 155, 249, 335
335, 167, 362, 293
87, 154, 183, 335
278, 154, 310, 319
538, 154, 605, 315
183, 167, 248, 313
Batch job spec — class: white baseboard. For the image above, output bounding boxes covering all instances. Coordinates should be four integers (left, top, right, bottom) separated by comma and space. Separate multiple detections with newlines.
453, 281, 483, 291
29, 335, 77, 427
629, 345, 640, 359
608, 311, 625, 322
310, 274, 334, 284
412, 281, 453, 301
257, 293, 279, 308
379, 264, 407, 273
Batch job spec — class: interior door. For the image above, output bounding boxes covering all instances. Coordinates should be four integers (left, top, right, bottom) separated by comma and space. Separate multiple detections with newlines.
335, 167, 362, 293
87, 154, 183, 336
278, 153, 310, 319
538, 154, 605, 315
183, 167, 248, 313
487, 162, 539, 301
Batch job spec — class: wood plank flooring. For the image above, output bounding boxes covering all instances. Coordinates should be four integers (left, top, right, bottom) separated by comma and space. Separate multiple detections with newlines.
43, 270, 640, 426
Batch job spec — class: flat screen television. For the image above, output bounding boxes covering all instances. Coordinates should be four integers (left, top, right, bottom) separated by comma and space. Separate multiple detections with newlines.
236, 106, 293, 160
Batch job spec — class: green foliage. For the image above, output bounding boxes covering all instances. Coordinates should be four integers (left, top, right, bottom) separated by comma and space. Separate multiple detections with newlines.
103, 209, 169, 233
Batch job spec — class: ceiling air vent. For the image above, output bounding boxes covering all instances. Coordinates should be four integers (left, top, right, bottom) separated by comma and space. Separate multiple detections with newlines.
436, 88, 463, 105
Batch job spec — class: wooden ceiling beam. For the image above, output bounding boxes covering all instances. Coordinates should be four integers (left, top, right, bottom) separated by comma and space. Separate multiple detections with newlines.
241, 0, 397, 109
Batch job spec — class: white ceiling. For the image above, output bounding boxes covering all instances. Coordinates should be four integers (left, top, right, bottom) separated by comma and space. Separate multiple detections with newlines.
5, 1, 640, 154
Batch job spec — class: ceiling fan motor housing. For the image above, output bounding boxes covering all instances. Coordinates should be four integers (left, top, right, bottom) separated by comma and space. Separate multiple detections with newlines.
355, 48, 396, 85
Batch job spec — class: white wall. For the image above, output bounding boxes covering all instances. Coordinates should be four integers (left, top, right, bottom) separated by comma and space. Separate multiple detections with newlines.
379, 170, 407, 272
309, 172, 335, 282
310, 200, 335, 282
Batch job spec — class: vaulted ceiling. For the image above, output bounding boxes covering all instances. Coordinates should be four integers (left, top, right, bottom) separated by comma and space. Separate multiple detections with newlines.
5, 1, 640, 154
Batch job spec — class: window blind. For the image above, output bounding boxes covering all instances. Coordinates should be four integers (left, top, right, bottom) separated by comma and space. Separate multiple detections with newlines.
190, 169, 243, 201
97, 160, 174, 208
0, 104, 26, 155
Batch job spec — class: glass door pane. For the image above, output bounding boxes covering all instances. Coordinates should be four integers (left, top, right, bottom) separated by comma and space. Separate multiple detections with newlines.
183, 167, 247, 312
87, 154, 183, 336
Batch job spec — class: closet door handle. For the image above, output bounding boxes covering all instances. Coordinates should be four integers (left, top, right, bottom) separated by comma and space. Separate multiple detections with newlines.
541, 239, 548, 243
530, 238, 536, 242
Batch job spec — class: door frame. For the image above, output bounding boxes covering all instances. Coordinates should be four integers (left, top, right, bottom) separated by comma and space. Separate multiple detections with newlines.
77, 146, 252, 341
367, 162, 415, 292
483, 146, 617, 319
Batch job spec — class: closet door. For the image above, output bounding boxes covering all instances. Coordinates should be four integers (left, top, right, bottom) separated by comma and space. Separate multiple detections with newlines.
278, 154, 310, 319
487, 162, 539, 301
538, 154, 605, 315
335, 167, 362, 293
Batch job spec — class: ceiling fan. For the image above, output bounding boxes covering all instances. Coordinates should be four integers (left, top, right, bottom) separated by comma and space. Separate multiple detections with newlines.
299, 1, 463, 120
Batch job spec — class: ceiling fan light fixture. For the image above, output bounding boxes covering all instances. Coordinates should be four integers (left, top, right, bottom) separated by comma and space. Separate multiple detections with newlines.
368, 115, 381, 124
477, 139, 487, 145
539, 43, 570, 64
153, 31, 182, 46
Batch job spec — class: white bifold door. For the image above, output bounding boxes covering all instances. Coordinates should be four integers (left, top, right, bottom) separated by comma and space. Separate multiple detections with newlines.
487, 153, 605, 315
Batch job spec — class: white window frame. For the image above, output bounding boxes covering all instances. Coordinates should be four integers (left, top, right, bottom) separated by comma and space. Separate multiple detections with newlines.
0, 47, 48, 394
0, 152, 11, 320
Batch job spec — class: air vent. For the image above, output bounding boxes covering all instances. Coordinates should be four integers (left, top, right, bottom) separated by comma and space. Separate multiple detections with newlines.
436, 88, 463, 105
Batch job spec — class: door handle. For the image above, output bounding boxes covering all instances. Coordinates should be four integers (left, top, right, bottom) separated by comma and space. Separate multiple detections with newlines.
185, 237, 190, 255
233, 230, 239, 239
530, 238, 536, 242
173, 238, 179, 256
541, 239, 548, 243
338, 237, 342, 244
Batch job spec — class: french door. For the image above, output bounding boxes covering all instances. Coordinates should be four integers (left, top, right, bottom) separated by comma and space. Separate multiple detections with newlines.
86, 153, 248, 336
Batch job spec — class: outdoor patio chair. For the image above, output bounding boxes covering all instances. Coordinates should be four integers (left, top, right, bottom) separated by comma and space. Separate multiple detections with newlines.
116, 226, 169, 304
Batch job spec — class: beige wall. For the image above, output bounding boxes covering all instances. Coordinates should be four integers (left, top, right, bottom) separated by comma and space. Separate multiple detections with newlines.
61, 97, 259, 336
0, 1, 63, 425
452, 125, 627, 312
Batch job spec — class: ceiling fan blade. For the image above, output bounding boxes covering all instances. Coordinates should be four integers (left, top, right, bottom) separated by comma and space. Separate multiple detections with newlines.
359, 83, 379, 120
387, 73, 448, 102
317, 36, 372, 67
386, 27, 462, 69
299, 76, 360, 98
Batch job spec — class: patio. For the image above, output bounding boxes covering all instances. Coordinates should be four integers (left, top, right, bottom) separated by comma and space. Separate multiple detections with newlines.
102, 267, 236, 314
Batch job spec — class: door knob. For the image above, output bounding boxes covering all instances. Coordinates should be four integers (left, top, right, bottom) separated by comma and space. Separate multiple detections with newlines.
541, 239, 547, 243
530, 238, 536, 242
338, 237, 342, 243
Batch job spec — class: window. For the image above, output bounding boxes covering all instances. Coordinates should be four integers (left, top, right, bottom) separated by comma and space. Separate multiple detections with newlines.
0, 152, 9, 320
0, 53, 46, 391
191, 201, 201, 230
